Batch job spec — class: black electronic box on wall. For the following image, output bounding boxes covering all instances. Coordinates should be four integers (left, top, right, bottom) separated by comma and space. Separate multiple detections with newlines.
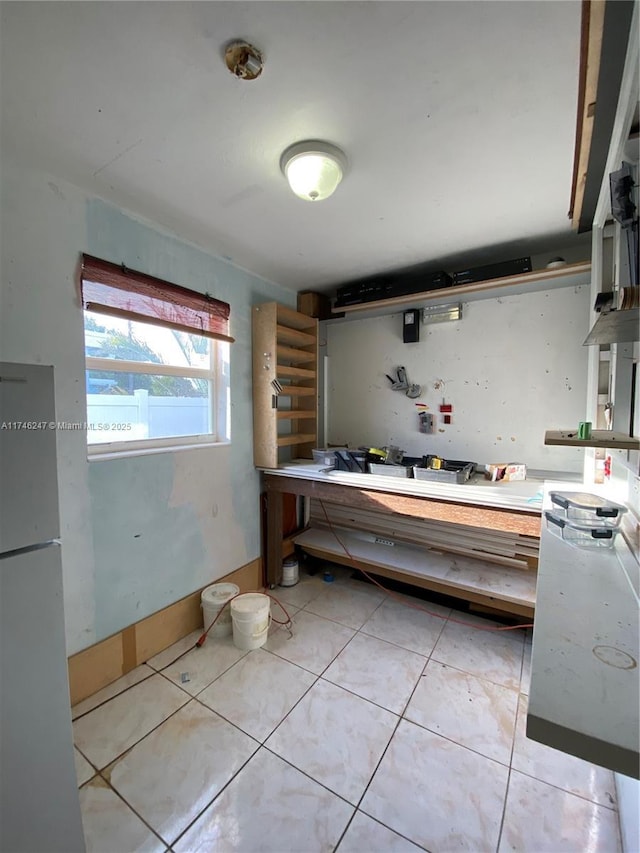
403, 309, 420, 343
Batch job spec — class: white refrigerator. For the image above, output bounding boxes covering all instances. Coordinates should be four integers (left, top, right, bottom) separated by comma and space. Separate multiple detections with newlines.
0, 362, 85, 852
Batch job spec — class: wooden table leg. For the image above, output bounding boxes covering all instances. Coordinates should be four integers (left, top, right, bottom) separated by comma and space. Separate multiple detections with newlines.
266, 488, 283, 587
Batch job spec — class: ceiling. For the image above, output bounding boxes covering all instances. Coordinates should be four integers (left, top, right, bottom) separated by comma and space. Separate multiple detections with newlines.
1, 1, 588, 292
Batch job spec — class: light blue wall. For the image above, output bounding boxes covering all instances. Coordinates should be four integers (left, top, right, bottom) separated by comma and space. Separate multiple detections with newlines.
1, 157, 295, 652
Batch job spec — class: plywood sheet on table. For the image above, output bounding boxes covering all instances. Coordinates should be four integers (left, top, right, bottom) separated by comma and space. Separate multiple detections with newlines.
310, 500, 539, 570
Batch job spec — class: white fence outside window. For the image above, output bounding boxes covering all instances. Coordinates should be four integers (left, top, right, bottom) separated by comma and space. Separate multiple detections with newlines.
87, 389, 209, 443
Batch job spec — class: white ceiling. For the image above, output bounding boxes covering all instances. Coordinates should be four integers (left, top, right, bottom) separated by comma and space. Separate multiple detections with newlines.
1, 1, 587, 291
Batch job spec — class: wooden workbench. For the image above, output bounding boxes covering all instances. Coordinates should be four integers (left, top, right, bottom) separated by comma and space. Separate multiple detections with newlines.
262, 463, 545, 618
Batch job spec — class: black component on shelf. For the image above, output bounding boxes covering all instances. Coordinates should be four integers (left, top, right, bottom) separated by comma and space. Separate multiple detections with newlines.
452, 257, 532, 286
335, 270, 452, 308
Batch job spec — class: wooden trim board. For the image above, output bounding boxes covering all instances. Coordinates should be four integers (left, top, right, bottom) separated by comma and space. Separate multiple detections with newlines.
570, 0, 606, 228
330, 262, 591, 318
67, 557, 263, 706
266, 474, 541, 537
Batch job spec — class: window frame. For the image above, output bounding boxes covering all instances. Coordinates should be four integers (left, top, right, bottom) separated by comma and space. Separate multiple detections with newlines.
80, 251, 233, 458
85, 330, 230, 457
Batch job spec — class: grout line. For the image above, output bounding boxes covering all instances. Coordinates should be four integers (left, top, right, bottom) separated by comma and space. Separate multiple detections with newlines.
356, 625, 439, 658
190, 693, 263, 748
311, 675, 402, 722
332, 809, 358, 853
351, 807, 432, 852
155, 644, 252, 699
318, 669, 411, 718
71, 668, 158, 722
498, 680, 524, 852
81, 693, 193, 774
88, 767, 171, 850
401, 715, 513, 770
351, 713, 404, 813
259, 643, 324, 676
261, 612, 356, 677
195, 668, 320, 747
425, 655, 522, 692
260, 744, 357, 808
259, 640, 321, 676
165, 742, 261, 849
296, 608, 366, 633
508, 766, 620, 812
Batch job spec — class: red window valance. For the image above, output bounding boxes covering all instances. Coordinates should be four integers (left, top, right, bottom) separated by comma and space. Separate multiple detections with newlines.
80, 254, 234, 343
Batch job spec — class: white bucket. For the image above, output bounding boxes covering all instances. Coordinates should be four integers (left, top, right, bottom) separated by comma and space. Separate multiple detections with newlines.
230, 593, 271, 651
201, 583, 240, 638
281, 557, 299, 587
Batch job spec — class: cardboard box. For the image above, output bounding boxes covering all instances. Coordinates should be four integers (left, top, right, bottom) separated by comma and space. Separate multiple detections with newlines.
504, 463, 527, 481
297, 290, 332, 320
484, 463, 527, 482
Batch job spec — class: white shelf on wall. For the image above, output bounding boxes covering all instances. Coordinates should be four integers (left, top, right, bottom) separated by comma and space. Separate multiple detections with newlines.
329, 261, 592, 322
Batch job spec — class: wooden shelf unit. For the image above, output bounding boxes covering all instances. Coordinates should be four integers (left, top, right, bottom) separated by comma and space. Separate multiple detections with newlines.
330, 261, 592, 319
252, 302, 318, 468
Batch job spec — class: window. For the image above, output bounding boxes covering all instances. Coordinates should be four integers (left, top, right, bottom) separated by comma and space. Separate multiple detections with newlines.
81, 255, 232, 454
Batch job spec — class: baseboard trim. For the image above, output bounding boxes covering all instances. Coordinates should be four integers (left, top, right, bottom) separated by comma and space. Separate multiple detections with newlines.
67, 557, 263, 706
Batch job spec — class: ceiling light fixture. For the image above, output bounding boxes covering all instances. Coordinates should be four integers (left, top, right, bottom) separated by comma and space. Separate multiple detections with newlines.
280, 141, 347, 202
224, 41, 264, 80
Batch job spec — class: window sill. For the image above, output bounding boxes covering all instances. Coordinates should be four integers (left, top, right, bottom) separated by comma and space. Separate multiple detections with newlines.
88, 438, 230, 462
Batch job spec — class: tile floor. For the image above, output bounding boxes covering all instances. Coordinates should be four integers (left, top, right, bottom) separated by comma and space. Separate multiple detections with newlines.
72, 567, 622, 853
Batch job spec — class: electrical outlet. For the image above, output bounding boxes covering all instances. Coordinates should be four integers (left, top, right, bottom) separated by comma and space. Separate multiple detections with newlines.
374, 537, 395, 546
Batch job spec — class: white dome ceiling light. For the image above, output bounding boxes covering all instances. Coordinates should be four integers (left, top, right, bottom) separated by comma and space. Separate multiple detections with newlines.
280, 141, 347, 202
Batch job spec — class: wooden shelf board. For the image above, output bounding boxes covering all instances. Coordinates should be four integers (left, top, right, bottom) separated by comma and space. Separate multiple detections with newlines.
544, 430, 639, 450
294, 527, 536, 613
277, 365, 316, 379
277, 344, 317, 364
278, 386, 316, 397
276, 304, 317, 331
277, 410, 316, 420
276, 325, 316, 347
330, 262, 591, 319
277, 433, 316, 447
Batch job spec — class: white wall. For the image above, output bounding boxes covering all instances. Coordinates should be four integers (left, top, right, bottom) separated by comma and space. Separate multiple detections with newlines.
326, 285, 591, 472
0, 155, 294, 655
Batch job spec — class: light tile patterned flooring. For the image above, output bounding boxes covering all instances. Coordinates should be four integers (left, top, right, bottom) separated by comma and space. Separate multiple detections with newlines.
72, 567, 622, 853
